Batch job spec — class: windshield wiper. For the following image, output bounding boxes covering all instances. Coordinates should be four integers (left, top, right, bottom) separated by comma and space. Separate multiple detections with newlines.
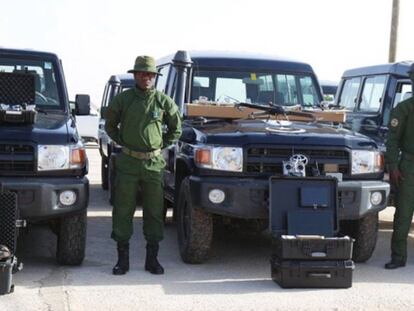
236, 102, 316, 122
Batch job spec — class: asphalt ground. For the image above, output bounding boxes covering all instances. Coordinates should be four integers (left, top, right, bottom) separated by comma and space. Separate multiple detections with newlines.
1, 146, 414, 311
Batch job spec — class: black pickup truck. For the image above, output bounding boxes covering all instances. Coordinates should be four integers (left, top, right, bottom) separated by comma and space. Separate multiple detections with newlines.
0, 48, 90, 265
101, 51, 390, 264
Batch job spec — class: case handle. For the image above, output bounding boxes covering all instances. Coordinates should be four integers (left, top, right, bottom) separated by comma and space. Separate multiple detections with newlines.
308, 272, 331, 279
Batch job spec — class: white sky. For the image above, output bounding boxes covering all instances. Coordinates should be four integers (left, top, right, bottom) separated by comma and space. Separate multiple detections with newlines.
1, 0, 413, 106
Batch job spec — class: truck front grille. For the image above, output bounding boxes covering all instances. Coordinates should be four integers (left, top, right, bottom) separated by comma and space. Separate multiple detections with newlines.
246, 146, 350, 176
0, 144, 35, 174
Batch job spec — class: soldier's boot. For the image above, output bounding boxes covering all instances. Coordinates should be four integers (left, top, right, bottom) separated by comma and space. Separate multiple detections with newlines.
113, 242, 129, 275
145, 243, 164, 275
384, 259, 406, 269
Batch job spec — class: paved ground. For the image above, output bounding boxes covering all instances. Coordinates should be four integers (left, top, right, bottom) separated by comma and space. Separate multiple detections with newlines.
1, 146, 414, 311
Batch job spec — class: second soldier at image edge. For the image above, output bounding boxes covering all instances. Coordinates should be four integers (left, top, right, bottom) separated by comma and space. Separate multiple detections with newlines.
384, 63, 414, 270
105, 55, 182, 275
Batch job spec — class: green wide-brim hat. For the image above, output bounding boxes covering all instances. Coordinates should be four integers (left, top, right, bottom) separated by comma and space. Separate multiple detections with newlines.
127, 55, 161, 75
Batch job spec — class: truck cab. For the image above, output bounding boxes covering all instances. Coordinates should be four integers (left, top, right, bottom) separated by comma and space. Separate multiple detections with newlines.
335, 61, 413, 151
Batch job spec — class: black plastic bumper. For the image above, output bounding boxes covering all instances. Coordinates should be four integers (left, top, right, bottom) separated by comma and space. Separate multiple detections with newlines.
188, 176, 389, 220
0, 176, 89, 220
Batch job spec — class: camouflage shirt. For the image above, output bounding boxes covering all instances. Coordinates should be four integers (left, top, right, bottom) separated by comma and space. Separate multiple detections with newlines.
105, 87, 182, 152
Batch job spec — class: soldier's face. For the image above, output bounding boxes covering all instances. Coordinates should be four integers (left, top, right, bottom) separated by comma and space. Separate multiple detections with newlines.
134, 72, 156, 90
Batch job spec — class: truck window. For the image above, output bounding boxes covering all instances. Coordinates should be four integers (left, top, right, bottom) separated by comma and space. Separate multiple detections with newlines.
299, 76, 319, 107
358, 75, 386, 112
276, 74, 298, 106
155, 65, 170, 93
0, 58, 62, 108
191, 70, 321, 106
392, 82, 412, 108
338, 77, 361, 110
216, 77, 246, 103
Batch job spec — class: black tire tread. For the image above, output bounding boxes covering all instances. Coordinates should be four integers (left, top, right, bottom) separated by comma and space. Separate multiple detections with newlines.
56, 210, 87, 265
341, 212, 378, 263
177, 178, 213, 264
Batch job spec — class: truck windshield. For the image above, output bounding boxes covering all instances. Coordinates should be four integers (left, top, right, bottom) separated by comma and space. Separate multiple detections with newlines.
191, 70, 321, 107
0, 57, 62, 109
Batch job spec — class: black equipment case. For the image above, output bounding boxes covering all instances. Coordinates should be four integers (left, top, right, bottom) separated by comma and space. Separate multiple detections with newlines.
270, 258, 354, 289
0, 257, 15, 295
0, 72, 36, 124
272, 235, 353, 261
0, 189, 19, 295
269, 176, 338, 237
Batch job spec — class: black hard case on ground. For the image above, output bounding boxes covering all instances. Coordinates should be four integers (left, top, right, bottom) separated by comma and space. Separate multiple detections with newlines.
0, 191, 18, 254
271, 258, 354, 288
272, 235, 353, 260
269, 176, 338, 236
0, 258, 15, 295
0, 191, 18, 295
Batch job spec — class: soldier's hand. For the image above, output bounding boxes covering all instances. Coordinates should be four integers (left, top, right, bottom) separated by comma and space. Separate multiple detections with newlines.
390, 169, 403, 187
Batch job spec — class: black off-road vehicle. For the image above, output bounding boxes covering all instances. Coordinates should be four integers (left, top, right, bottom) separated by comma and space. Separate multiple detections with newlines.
101, 51, 390, 264
0, 48, 90, 265
335, 61, 413, 151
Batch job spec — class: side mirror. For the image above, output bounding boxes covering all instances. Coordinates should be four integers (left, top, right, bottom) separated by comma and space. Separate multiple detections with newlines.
75, 94, 91, 116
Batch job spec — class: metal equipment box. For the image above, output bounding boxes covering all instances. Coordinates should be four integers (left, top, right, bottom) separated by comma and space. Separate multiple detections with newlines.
270, 259, 354, 288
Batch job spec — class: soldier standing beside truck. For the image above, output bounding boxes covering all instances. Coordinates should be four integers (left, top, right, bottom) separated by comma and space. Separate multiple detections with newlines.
105, 55, 182, 275
385, 64, 414, 269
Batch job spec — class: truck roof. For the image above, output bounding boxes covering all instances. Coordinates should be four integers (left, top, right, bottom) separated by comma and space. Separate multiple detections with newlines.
157, 50, 316, 74
109, 74, 134, 86
0, 47, 59, 60
342, 61, 414, 79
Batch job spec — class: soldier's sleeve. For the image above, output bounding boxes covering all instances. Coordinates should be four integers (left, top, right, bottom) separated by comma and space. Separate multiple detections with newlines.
104, 94, 122, 145
162, 96, 182, 148
385, 104, 406, 171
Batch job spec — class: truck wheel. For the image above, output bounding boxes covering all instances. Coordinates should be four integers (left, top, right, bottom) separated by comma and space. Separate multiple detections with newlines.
177, 178, 213, 264
341, 212, 379, 262
56, 210, 87, 265
108, 155, 116, 205
101, 157, 109, 190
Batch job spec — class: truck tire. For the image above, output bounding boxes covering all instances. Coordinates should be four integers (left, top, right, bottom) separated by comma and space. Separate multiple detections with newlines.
101, 157, 109, 190
340, 212, 379, 263
56, 210, 87, 265
177, 178, 213, 264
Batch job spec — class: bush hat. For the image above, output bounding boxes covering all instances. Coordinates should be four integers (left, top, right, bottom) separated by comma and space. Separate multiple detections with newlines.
128, 55, 161, 75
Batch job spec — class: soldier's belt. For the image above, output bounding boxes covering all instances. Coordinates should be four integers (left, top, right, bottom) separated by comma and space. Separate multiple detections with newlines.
402, 152, 414, 162
122, 147, 161, 160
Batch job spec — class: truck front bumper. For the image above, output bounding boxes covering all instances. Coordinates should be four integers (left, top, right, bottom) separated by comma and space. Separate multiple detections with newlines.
0, 176, 89, 220
188, 176, 389, 220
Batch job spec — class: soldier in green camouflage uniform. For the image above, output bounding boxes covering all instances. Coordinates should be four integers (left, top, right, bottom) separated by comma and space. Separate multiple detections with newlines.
384, 64, 414, 269
105, 56, 182, 275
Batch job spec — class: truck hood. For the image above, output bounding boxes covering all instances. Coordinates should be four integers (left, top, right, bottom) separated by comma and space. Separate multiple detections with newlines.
195, 119, 377, 150
0, 113, 74, 144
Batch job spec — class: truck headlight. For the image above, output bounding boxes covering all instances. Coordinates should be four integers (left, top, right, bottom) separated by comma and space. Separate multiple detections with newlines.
38, 143, 86, 171
351, 150, 383, 175
194, 146, 243, 172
